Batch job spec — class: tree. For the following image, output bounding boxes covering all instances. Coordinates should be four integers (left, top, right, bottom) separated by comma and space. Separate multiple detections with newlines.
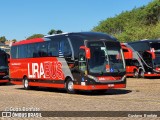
0, 36, 7, 43
48, 29, 56, 35
26, 34, 44, 40
56, 30, 63, 34
12, 39, 17, 42
48, 29, 63, 35
92, 0, 160, 42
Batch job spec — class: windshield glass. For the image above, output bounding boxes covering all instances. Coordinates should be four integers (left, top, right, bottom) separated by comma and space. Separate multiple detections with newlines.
88, 41, 125, 74
0, 53, 8, 69
150, 42, 160, 52
153, 53, 160, 67
150, 42, 160, 67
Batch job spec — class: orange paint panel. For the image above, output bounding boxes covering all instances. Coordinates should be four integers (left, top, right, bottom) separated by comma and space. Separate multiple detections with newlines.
11, 81, 23, 85
126, 66, 136, 72
73, 84, 126, 90
144, 74, 160, 77
0, 80, 9, 83
97, 76, 122, 81
126, 73, 134, 77
29, 82, 65, 88
9, 57, 65, 81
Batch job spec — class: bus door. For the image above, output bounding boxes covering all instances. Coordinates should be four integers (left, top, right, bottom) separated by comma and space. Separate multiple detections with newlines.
141, 51, 153, 72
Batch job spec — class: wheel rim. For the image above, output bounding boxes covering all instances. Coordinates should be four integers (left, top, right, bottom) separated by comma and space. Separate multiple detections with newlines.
140, 71, 144, 77
134, 71, 138, 77
24, 79, 28, 88
68, 81, 73, 91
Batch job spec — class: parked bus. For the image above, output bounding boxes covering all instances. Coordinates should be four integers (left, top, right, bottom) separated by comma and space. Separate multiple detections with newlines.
127, 39, 160, 77
121, 43, 143, 78
0, 49, 9, 84
9, 32, 126, 93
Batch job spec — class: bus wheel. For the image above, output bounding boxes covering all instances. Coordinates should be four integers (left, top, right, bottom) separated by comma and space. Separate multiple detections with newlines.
139, 70, 144, 78
23, 77, 30, 90
133, 70, 139, 78
65, 78, 75, 94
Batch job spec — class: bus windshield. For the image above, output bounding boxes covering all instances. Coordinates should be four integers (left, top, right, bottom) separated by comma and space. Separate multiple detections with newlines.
0, 53, 8, 69
150, 42, 160, 67
88, 41, 125, 74
150, 42, 160, 52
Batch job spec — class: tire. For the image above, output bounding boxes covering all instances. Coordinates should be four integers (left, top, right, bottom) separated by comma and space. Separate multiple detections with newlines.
133, 70, 139, 78
65, 78, 75, 94
139, 70, 144, 78
23, 77, 30, 90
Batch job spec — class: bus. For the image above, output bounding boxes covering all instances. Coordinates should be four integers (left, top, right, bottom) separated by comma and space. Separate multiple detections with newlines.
0, 49, 9, 84
9, 32, 126, 93
121, 43, 143, 78
127, 39, 160, 78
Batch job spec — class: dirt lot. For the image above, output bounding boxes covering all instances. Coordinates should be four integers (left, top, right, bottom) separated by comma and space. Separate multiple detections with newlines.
0, 78, 160, 119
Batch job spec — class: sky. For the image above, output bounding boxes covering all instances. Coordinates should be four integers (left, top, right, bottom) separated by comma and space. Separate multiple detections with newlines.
0, 0, 153, 41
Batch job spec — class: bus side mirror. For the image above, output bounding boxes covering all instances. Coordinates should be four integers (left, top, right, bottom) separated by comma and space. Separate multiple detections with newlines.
80, 46, 91, 59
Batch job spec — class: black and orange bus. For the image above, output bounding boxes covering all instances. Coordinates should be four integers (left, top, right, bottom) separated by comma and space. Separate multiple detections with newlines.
121, 43, 143, 78
9, 32, 126, 93
127, 39, 160, 78
0, 49, 9, 84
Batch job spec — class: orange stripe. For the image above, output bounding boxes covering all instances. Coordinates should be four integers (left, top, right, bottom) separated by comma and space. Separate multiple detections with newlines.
29, 82, 65, 88
11, 81, 22, 85
0, 80, 9, 83
126, 73, 134, 77
144, 74, 160, 77
11, 80, 65, 88
74, 84, 126, 90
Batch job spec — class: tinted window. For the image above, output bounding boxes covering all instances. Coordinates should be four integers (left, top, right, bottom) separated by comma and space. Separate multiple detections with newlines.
69, 36, 84, 59
150, 42, 160, 51
129, 42, 150, 52
60, 38, 72, 57
0, 52, 8, 67
48, 40, 59, 57
38, 42, 48, 57
11, 46, 18, 58
27, 44, 36, 58
18, 45, 28, 58
48, 36, 72, 57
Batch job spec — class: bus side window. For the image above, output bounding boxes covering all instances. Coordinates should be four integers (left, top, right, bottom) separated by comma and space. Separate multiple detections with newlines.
78, 49, 86, 72
11, 46, 18, 58
18, 45, 28, 58
48, 40, 59, 57
60, 39, 72, 57
38, 42, 48, 57
27, 44, 36, 58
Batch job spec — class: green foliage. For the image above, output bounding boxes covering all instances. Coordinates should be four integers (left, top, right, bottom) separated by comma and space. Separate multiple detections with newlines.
26, 34, 44, 40
12, 39, 17, 42
0, 36, 7, 43
92, 0, 160, 42
48, 29, 63, 35
48, 29, 56, 35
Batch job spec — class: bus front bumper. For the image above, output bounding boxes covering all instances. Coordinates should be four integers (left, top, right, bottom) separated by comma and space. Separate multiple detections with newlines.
73, 83, 126, 90
73, 75, 126, 90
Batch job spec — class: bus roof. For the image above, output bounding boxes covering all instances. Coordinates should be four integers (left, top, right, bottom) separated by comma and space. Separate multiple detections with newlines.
128, 39, 160, 44
45, 32, 118, 41
12, 32, 118, 46
12, 38, 44, 46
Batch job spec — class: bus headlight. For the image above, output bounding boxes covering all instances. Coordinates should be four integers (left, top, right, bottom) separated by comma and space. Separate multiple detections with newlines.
87, 75, 99, 82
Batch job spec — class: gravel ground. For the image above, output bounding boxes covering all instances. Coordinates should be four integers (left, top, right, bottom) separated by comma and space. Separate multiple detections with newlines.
0, 78, 160, 120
